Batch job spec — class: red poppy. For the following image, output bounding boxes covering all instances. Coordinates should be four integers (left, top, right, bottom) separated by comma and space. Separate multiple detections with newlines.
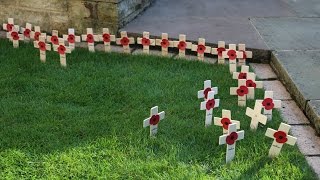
102, 33, 110, 43
24, 29, 31, 37
68, 34, 75, 43
149, 114, 160, 125
246, 80, 256, 88
238, 72, 247, 79
273, 131, 288, 144
86, 34, 94, 43
262, 98, 274, 110
227, 50, 237, 60
161, 39, 169, 48
141, 37, 150, 46
197, 44, 206, 54
221, 118, 231, 130
38, 41, 46, 51
217, 47, 226, 56
58, 45, 66, 55
236, 85, 248, 96
51, 35, 59, 45
203, 87, 211, 99
120, 37, 130, 46
177, 41, 187, 50
206, 99, 215, 110
226, 132, 238, 145
6, 24, 13, 32
11, 32, 19, 40
240, 50, 247, 59
34, 32, 41, 41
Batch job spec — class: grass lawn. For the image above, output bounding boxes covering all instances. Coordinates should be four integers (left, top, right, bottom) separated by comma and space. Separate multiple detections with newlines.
0, 39, 317, 179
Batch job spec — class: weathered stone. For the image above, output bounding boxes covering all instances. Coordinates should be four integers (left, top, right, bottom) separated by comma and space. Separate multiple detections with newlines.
262, 80, 292, 100
280, 100, 310, 125
305, 156, 320, 179
306, 100, 320, 134
290, 125, 320, 156
250, 63, 277, 80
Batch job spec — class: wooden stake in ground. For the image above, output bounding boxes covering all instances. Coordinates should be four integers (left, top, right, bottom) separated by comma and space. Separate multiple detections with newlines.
238, 44, 252, 66
222, 44, 243, 73
81, 28, 99, 52
20, 23, 32, 41
230, 79, 251, 107
53, 38, 71, 67
34, 35, 51, 63
143, 106, 165, 136
200, 91, 220, 127
246, 100, 268, 130
7, 25, 24, 48
246, 72, 263, 99
155, 33, 174, 56
2, 18, 14, 32
257, 91, 282, 120
197, 80, 218, 100
173, 34, 192, 58
265, 123, 297, 157
219, 123, 244, 163
63, 28, 81, 51
211, 41, 226, 64
233, 65, 249, 80
46, 30, 60, 48
214, 109, 240, 134
191, 38, 211, 61
30, 26, 42, 42
98, 28, 115, 52
116, 31, 135, 53
137, 31, 156, 54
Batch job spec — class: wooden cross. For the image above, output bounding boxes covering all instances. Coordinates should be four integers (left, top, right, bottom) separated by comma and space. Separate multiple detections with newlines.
246, 72, 263, 99
46, 30, 60, 47
34, 35, 51, 63
143, 106, 165, 136
230, 79, 252, 107
257, 91, 282, 120
81, 28, 99, 52
197, 80, 218, 100
6, 25, 24, 48
214, 109, 240, 134
98, 28, 115, 52
219, 123, 244, 163
211, 41, 226, 64
20, 23, 32, 41
30, 26, 42, 42
116, 31, 135, 53
2, 18, 14, 32
155, 33, 174, 56
246, 100, 268, 130
265, 123, 297, 157
191, 38, 211, 61
63, 28, 81, 51
173, 34, 192, 58
232, 65, 249, 80
200, 91, 220, 127
238, 44, 252, 66
137, 31, 156, 54
222, 44, 243, 73
53, 38, 71, 67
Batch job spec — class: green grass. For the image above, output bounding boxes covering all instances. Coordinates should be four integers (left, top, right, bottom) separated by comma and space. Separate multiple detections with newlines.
0, 39, 317, 179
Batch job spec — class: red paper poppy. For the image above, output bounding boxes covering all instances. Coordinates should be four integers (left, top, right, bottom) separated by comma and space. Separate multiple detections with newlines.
240, 50, 247, 59
120, 37, 130, 46
86, 34, 94, 43
236, 85, 249, 96
38, 41, 46, 51
51, 35, 59, 45
57, 45, 66, 55
238, 72, 247, 79
149, 114, 160, 125
217, 47, 226, 56
142, 37, 150, 46
6, 24, 13, 32
177, 41, 187, 50
273, 131, 288, 144
226, 132, 238, 145
246, 80, 256, 88
102, 33, 110, 43
227, 50, 237, 60
262, 98, 274, 110
221, 118, 231, 130
11, 32, 19, 40
34, 32, 41, 41
68, 34, 75, 43
197, 44, 206, 54
24, 29, 31, 37
203, 87, 211, 99
161, 39, 169, 48
206, 99, 215, 110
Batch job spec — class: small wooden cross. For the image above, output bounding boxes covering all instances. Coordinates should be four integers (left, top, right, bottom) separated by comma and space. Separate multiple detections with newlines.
30, 26, 42, 42
191, 38, 211, 61
265, 123, 297, 157
232, 65, 249, 80
222, 44, 243, 73
63, 28, 81, 51
211, 41, 226, 64
246, 72, 263, 99
53, 38, 71, 67
98, 28, 115, 52
81, 28, 99, 52
116, 31, 135, 53
155, 33, 174, 56
238, 44, 252, 66
246, 100, 268, 130
197, 80, 218, 100
230, 79, 252, 107
257, 91, 282, 120
173, 34, 192, 58
2, 18, 14, 32
34, 35, 51, 63
20, 23, 32, 41
46, 30, 60, 47
214, 109, 240, 134
143, 106, 165, 136
6, 25, 24, 48
200, 91, 220, 127
137, 31, 156, 54
219, 123, 244, 163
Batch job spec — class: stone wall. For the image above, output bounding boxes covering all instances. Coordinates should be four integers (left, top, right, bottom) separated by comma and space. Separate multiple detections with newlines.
0, 0, 153, 35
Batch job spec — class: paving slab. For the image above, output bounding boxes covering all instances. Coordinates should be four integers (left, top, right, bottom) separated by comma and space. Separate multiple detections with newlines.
280, 100, 311, 125
305, 156, 320, 179
306, 100, 320, 134
262, 80, 292, 100
290, 125, 320, 156
132, 48, 176, 57
250, 63, 277, 80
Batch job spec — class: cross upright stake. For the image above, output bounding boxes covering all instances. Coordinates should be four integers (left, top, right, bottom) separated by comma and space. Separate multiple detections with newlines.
257, 91, 282, 120
155, 33, 174, 56
63, 28, 81, 51
219, 123, 244, 163
116, 31, 135, 53
173, 34, 192, 58
191, 38, 211, 61
197, 80, 218, 100
246, 100, 268, 130
137, 31, 156, 54
7, 25, 24, 48
233, 65, 249, 80
53, 38, 71, 67
246, 72, 263, 99
265, 123, 297, 157
222, 44, 243, 73
211, 41, 226, 64
230, 79, 252, 107
214, 109, 240, 134
238, 44, 252, 66
30, 26, 42, 42
46, 30, 60, 48
20, 23, 32, 41
98, 28, 115, 52
81, 28, 99, 52
34, 35, 51, 63
200, 91, 220, 127
143, 106, 165, 136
